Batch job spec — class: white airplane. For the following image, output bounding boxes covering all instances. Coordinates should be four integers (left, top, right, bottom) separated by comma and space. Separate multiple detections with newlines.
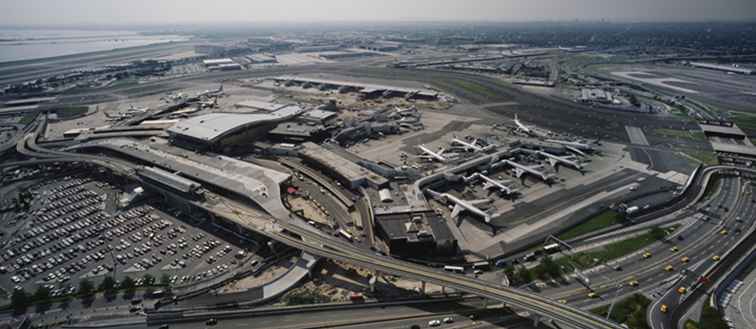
452, 138, 494, 153
493, 159, 556, 184
535, 150, 584, 173
125, 105, 148, 113
198, 84, 224, 98
464, 173, 517, 195
513, 114, 532, 135
546, 139, 595, 153
426, 189, 493, 223
562, 145, 588, 157
513, 114, 549, 138
417, 145, 452, 163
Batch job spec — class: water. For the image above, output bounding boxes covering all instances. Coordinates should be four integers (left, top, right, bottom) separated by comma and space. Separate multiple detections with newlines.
0, 28, 190, 63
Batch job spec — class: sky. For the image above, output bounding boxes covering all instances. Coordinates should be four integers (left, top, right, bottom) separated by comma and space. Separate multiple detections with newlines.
1, 0, 755, 26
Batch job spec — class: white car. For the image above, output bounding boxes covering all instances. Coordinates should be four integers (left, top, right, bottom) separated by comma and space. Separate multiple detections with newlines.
428, 319, 442, 327
443, 317, 454, 323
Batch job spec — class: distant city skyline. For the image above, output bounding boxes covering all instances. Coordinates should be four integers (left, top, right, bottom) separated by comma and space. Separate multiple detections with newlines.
1, 0, 755, 27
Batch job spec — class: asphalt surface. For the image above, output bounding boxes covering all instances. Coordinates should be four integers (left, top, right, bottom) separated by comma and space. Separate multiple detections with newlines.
542, 176, 747, 309
646, 177, 756, 329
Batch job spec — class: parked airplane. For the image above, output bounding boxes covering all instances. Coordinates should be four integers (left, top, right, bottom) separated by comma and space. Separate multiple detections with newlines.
198, 84, 224, 98
417, 145, 453, 163
546, 139, 596, 153
464, 173, 517, 196
513, 114, 549, 138
518, 149, 585, 173
493, 159, 556, 185
452, 138, 495, 153
535, 150, 584, 173
426, 189, 493, 223
514, 114, 532, 135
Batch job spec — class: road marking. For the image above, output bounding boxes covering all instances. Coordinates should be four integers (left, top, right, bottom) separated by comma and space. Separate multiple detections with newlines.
626, 126, 650, 146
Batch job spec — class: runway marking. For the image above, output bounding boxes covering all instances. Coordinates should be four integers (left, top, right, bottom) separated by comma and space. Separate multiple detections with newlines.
626, 126, 650, 146
611, 71, 700, 94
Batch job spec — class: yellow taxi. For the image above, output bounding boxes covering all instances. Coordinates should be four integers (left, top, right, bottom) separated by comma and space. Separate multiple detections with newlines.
587, 292, 598, 299
628, 279, 640, 287
677, 287, 687, 294
643, 250, 653, 259
720, 229, 729, 235
664, 265, 675, 272
712, 255, 721, 261
660, 304, 668, 313
681, 256, 690, 263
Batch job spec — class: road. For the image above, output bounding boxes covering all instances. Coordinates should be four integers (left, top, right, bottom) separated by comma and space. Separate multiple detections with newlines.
118, 299, 541, 329
647, 178, 756, 329
724, 263, 756, 329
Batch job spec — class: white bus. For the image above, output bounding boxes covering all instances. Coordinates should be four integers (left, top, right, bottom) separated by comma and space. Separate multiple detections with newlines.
338, 229, 353, 241
443, 265, 464, 274
543, 243, 561, 255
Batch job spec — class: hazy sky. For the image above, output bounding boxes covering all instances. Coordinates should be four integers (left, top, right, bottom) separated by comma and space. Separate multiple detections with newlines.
1, 0, 755, 26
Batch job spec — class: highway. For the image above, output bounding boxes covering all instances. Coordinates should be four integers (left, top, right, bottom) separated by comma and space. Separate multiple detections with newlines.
127, 298, 538, 329
545, 176, 742, 303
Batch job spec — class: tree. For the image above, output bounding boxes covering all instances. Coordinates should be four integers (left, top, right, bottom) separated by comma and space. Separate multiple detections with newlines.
516, 266, 534, 284
540, 256, 562, 279
122, 276, 136, 299
142, 274, 154, 286
99, 276, 116, 294
100, 276, 117, 300
160, 274, 171, 287
79, 279, 94, 298
10, 288, 29, 314
32, 285, 51, 302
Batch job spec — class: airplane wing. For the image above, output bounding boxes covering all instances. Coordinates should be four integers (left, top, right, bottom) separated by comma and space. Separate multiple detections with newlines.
469, 199, 492, 206
451, 204, 463, 219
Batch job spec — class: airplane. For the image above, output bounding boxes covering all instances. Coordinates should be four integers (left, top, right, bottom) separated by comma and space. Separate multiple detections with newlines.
452, 138, 495, 153
513, 114, 532, 135
513, 114, 550, 138
492, 159, 556, 185
125, 105, 148, 113
534, 150, 584, 174
464, 173, 517, 196
426, 189, 493, 223
198, 84, 224, 98
546, 139, 596, 153
563, 145, 588, 157
417, 145, 453, 163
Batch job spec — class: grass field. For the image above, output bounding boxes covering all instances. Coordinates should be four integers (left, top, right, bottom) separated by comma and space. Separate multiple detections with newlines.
729, 111, 756, 133
654, 128, 706, 141
557, 228, 669, 269
591, 294, 651, 329
54, 106, 89, 119
559, 210, 623, 241
679, 148, 718, 166
18, 113, 37, 125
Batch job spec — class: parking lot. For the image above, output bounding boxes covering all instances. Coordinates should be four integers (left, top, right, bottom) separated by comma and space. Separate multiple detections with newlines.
0, 175, 258, 298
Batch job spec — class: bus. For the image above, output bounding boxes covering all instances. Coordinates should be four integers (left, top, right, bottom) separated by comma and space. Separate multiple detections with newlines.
338, 229, 353, 241
472, 261, 490, 271
543, 243, 561, 255
443, 265, 464, 274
